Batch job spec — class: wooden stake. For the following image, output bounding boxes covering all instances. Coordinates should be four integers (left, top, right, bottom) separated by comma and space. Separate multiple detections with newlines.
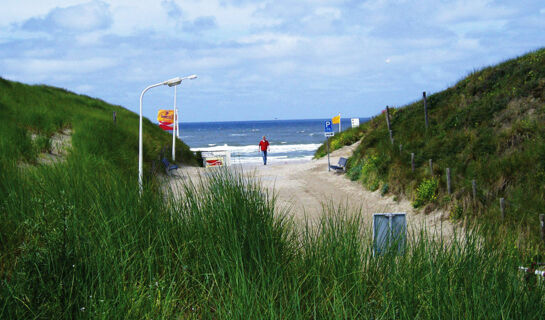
446, 168, 452, 195
429, 159, 433, 176
389, 130, 394, 145
385, 105, 391, 131
411, 153, 415, 172
399, 144, 403, 153
113, 111, 117, 124
472, 180, 477, 200
385, 106, 394, 145
423, 92, 429, 129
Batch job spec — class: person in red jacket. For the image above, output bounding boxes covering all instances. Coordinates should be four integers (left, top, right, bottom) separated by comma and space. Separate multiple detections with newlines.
258, 136, 270, 165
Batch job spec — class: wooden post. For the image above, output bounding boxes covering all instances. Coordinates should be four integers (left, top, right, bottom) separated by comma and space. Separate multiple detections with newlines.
446, 168, 451, 195
429, 159, 433, 176
389, 130, 394, 145
385, 106, 394, 145
500, 198, 505, 220
385, 105, 391, 131
423, 92, 429, 129
411, 153, 415, 172
539, 214, 545, 242
472, 180, 477, 200
113, 111, 117, 124
399, 144, 402, 153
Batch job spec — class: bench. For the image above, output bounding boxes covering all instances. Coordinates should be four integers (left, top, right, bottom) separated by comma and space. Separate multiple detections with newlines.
330, 157, 347, 172
161, 158, 178, 175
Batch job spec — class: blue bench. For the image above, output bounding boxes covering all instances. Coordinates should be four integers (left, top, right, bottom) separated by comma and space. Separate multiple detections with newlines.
161, 158, 178, 175
330, 157, 348, 172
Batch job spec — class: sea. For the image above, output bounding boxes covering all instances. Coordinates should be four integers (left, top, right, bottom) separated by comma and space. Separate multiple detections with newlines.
178, 118, 367, 165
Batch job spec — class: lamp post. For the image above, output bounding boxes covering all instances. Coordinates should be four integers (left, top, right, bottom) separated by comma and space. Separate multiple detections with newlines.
172, 85, 177, 161
139, 75, 197, 193
170, 75, 197, 161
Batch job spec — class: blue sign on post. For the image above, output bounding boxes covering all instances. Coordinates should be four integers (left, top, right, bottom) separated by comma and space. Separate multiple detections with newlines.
324, 121, 333, 132
324, 121, 333, 137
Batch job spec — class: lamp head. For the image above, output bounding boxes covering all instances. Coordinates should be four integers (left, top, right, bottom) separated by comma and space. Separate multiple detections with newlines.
166, 77, 182, 87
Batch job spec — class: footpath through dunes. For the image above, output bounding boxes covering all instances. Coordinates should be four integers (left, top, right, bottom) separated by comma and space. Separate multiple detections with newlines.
171, 142, 455, 237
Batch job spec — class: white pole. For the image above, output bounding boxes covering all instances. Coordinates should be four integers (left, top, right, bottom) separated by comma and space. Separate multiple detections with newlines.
172, 85, 176, 161
176, 108, 180, 138
139, 81, 165, 194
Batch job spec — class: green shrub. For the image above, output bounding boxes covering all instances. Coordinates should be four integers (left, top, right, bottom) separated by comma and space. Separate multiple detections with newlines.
380, 183, 389, 196
360, 153, 384, 191
413, 178, 438, 208
347, 161, 362, 181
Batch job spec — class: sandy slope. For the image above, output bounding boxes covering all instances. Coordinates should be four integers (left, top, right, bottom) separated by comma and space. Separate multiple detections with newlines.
170, 142, 454, 236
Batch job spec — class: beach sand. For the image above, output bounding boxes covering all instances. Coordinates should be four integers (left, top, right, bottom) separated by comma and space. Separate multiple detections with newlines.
168, 142, 454, 237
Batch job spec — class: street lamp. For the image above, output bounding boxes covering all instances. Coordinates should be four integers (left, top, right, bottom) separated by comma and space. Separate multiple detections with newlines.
170, 74, 197, 162
138, 75, 197, 193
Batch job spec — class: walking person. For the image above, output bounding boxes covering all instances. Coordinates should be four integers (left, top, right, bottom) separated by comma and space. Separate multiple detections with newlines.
258, 136, 270, 165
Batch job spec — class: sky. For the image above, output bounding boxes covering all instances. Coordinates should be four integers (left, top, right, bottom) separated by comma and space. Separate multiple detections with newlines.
1, 1, 544, 122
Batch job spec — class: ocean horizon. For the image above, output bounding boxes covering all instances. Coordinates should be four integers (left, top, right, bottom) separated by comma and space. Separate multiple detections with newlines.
176, 118, 368, 165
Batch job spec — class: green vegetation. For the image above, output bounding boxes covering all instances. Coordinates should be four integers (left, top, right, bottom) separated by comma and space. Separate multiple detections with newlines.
314, 124, 367, 158
316, 48, 545, 247
2, 70, 545, 317
0, 77, 196, 170
413, 178, 439, 208
2, 164, 544, 318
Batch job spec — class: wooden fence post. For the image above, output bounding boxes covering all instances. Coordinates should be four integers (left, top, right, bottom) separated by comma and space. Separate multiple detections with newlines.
411, 153, 415, 172
429, 159, 433, 176
423, 92, 429, 129
389, 130, 394, 145
113, 111, 117, 124
539, 214, 545, 242
500, 198, 505, 220
446, 168, 452, 195
472, 180, 477, 200
399, 144, 402, 153
385, 106, 393, 144
385, 105, 391, 131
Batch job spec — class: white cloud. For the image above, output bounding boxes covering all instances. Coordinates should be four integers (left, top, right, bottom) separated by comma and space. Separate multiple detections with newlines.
3, 57, 117, 75
22, 1, 112, 32
434, 0, 513, 23
1, 0, 543, 121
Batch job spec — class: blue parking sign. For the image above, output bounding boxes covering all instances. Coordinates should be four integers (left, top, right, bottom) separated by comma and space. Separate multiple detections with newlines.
324, 121, 333, 133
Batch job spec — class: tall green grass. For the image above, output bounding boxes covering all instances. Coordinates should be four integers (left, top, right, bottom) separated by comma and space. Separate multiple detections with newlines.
2, 164, 543, 318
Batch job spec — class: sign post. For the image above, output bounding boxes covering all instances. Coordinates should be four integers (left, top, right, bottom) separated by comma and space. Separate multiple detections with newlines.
324, 121, 334, 171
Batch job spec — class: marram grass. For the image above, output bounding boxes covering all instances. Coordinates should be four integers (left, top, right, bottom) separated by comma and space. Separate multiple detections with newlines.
2, 164, 544, 319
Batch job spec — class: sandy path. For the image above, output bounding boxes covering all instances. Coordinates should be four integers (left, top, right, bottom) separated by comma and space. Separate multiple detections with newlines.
171, 143, 453, 236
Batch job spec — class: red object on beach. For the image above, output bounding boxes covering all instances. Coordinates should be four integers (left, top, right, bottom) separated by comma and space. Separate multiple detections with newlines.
159, 122, 173, 131
206, 159, 222, 166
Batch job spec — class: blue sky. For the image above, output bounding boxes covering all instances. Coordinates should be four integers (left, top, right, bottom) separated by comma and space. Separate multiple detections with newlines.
1, 0, 544, 122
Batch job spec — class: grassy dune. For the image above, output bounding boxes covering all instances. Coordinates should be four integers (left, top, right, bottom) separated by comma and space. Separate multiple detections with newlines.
2, 166, 544, 318
0, 78, 196, 170
316, 48, 545, 248
1, 78, 544, 318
